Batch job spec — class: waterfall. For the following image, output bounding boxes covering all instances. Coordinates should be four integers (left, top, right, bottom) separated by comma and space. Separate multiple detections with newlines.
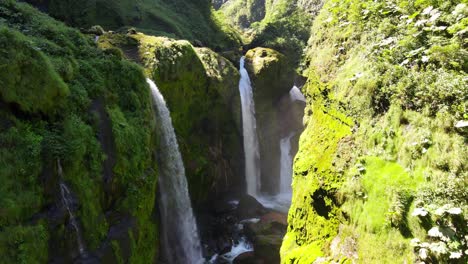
289, 86, 306, 102
57, 160, 86, 258
279, 133, 294, 195
238, 57, 261, 197
147, 79, 203, 264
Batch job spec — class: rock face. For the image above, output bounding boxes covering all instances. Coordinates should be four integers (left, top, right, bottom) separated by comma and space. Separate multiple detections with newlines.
244, 48, 295, 194
244, 211, 288, 263
98, 32, 245, 202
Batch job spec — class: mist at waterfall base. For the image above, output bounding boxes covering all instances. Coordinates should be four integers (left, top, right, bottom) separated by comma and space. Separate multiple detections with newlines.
147, 79, 204, 264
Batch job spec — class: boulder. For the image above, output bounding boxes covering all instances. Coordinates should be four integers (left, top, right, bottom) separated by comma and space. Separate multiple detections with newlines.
237, 195, 266, 219
233, 251, 256, 264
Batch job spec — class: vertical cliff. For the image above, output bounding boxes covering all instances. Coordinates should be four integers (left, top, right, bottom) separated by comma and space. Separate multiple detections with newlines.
0, 2, 159, 262
282, 0, 467, 263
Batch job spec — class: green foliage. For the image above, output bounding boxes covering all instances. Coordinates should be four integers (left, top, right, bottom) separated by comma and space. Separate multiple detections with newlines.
284, 0, 467, 263
33, 0, 242, 51
0, 27, 69, 113
0, 1, 159, 262
411, 205, 467, 263
0, 223, 49, 264
0, 122, 44, 226
220, 0, 314, 66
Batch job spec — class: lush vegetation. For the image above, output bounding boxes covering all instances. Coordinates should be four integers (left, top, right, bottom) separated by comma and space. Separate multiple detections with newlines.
26, 0, 242, 51
283, 0, 467, 263
219, 0, 318, 65
0, 1, 158, 262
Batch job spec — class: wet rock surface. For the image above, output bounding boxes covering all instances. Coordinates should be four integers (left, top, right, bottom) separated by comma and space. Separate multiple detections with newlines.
199, 195, 288, 264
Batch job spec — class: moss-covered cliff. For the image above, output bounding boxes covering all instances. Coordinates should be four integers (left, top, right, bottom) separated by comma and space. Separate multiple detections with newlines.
0, 2, 159, 262
283, 0, 467, 263
97, 31, 244, 203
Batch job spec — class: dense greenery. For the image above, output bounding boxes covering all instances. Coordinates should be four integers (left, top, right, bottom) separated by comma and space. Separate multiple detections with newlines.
219, 0, 317, 65
283, 0, 467, 263
0, 1, 158, 262
26, 0, 242, 51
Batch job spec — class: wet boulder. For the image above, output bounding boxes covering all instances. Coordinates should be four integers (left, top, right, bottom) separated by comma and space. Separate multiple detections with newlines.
236, 195, 267, 219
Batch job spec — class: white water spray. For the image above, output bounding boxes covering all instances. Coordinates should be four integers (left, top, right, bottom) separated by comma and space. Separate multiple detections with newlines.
238, 57, 261, 197
279, 133, 294, 195
147, 79, 203, 264
289, 86, 306, 102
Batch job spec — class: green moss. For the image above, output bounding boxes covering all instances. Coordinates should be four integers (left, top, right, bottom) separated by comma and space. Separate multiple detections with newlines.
281, 73, 353, 263
345, 157, 423, 232
0, 2, 160, 262
283, 1, 467, 263
127, 33, 242, 203
0, 27, 69, 113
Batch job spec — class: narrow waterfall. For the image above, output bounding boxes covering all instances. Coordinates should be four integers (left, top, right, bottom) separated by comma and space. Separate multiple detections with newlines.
289, 86, 306, 102
57, 160, 86, 258
238, 57, 261, 197
279, 133, 294, 195
146, 79, 203, 264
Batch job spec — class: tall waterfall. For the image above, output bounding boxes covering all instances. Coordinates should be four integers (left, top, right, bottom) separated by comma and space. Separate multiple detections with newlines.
279, 133, 294, 195
238, 57, 261, 197
147, 79, 203, 264
57, 160, 86, 258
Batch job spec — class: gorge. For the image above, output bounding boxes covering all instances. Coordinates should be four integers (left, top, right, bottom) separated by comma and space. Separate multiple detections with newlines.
0, 0, 467, 264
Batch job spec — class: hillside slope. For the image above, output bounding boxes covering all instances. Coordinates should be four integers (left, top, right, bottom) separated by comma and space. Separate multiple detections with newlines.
25, 0, 242, 51
282, 0, 467, 263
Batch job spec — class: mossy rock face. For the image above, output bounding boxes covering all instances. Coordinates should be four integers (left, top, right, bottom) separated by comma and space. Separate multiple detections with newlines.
122, 33, 245, 203
244, 47, 295, 194
0, 2, 158, 263
0, 28, 69, 114
282, 1, 468, 263
245, 47, 293, 102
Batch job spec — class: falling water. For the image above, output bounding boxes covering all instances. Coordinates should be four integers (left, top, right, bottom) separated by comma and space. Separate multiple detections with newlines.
289, 86, 306, 102
147, 79, 203, 264
279, 133, 295, 195
57, 161, 86, 258
238, 57, 261, 197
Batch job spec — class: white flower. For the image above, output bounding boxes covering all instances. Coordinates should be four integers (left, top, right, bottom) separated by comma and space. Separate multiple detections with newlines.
428, 227, 443, 237
412, 208, 428, 217
429, 242, 448, 254
419, 248, 428, 260
435, 207, 446, 215
447, 207, 462, 215
411, 238, 420, 246
455, 120, 468, 128
422, 6, 434, 15
449, 251, 462, 259
422, 56, 430, 62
